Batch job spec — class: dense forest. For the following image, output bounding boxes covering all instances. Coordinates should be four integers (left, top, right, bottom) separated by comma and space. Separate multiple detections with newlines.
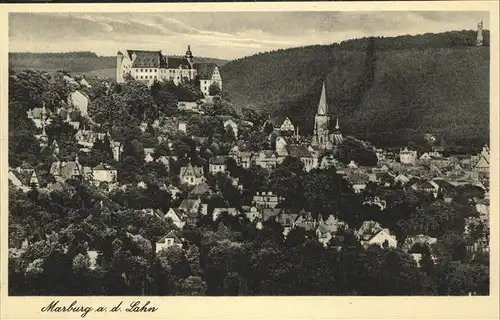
220, 30, 490, 148
8, 52, 228, 80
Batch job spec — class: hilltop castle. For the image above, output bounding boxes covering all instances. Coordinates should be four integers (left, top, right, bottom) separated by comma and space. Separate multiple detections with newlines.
116, 45, 222, 96
311, 82, 343, 150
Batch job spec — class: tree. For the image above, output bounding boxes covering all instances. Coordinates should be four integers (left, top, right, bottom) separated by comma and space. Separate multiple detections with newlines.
208, 82, 222, 96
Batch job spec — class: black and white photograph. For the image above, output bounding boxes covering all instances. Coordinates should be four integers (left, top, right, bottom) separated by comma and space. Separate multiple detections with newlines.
6, 9, 493, 298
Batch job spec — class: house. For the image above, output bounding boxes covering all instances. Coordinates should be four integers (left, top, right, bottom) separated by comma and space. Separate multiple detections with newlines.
285, 145, 318, 172
178, 198, 207, 216
224, 119, 238, 139
242, 206, 261, 222
394, 173, 410, 186
254, 150, 278, 169
399, 147, 417, 165
253, 191, 281, 209
194, 62, 223, 96
179, 164, 205, 186
156, 231, 183, 253
268, 116, 296, 134
212, 208, 239, 221
238, 152, 254, 169
293, 211, 317, 231
144, 148, 155, 162
8, 170, 38, 192
419, 152, 432, 161
261, 208, 283, 222
69, 90, 89, 116
50, 157, 83, 181
92, 163, 117, 183
156, 156, 171, 171
412, 180, 440, 196
209, 156, 227, 174
188, 182, 214, 199
27, 105, 51, 129
164, 208, 186, 229
360, 228, 397, 248
475, 198, 490, 222
316, 214, 348, 247
346, 173, 369, 193
178, 101, 200, 113
402, 234, 438, 253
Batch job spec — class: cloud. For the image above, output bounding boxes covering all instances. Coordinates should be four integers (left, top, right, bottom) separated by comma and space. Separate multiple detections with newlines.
9, 11, 489, 60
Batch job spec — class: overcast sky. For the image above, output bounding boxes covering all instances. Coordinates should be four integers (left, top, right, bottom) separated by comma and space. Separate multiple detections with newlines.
9, 12, 489, 60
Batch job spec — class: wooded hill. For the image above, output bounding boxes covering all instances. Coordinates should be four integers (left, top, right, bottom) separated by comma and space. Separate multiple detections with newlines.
8, 51, 228, 80
220, 30, 490, 149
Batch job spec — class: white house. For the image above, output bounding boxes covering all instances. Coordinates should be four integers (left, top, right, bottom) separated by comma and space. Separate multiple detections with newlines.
156, 231, 183, 253
399, 147, 417, 165
179, 164, 205, 186
209, 156, 227, 175
361, 228, 398, 248
69, 90, 89, 116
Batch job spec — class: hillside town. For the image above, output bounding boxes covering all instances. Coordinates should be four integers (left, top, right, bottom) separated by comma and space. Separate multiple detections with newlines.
8, 24, 490, 296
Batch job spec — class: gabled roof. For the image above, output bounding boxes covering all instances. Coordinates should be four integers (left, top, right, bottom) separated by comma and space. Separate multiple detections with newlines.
209, 156, 227, 165
179, 199, 199, 211
157, 230, 182, 244
189, 182, 213, 197
193, 63, 217, 79
180, 164, 204, 178
168, 57, 192, 69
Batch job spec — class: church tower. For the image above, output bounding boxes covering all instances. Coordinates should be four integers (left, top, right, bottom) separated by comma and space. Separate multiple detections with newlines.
476, 21, 483, 47
311, 82, 332, 150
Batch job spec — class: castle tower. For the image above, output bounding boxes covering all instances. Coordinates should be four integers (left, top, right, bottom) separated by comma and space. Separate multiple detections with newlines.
311, 82, 332, 150
185, 45, 194, 67
476, 21, 483, 47
116, 51, 124, 83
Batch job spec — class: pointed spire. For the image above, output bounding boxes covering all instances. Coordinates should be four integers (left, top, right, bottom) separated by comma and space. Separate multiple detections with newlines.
317, 82, 327, 115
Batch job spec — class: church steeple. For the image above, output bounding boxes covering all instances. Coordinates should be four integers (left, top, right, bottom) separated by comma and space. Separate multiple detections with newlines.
317, 82, 328, 115
185, 45, 194, 66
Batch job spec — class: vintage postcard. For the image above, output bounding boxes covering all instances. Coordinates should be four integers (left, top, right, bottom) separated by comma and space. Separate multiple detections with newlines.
1, 2, 499, 320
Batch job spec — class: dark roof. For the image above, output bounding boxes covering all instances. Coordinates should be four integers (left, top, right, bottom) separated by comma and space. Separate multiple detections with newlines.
189, 183, 213, 197
193, 63, 217, 79
209, 156, 227, 165
168, 57, 192, 69
126, 50, 167, 68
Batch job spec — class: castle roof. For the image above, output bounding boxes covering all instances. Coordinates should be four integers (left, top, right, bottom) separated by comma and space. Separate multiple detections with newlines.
167, 57, 192, 69
126, 50, 168, 68
193, 63, 217, 80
